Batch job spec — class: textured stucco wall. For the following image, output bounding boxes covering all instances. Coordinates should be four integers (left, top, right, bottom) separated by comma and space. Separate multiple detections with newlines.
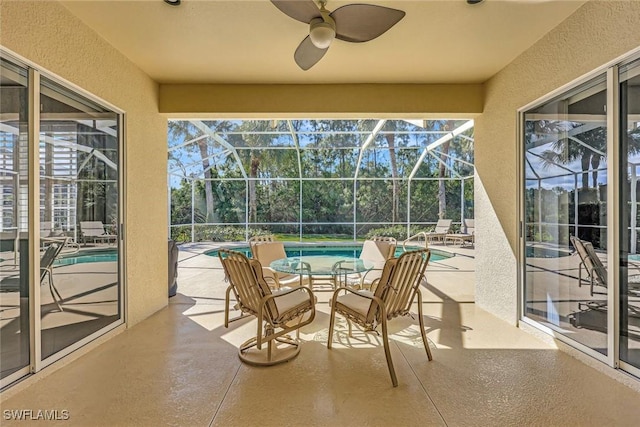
0, 0, 168, 326
475, 0, 640, 323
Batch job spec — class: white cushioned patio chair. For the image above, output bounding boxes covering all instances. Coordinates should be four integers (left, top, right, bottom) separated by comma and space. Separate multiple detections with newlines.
251, 241, 309, 289
327, 248, 433, 387
219, 249, 316, 366
248, 234, 275, 255
339, 236, 397, 290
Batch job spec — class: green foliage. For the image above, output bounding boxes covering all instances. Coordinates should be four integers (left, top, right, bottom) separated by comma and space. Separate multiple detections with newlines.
168, 119, 475, 239
365, 225, 408, 241
171, 180, 206, 224
171, 225, 270, 243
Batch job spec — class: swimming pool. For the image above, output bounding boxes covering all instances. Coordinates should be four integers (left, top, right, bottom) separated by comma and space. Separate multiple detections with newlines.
525, 246, 572, 258
206, 244, 452, 262
55, 249, 118, 266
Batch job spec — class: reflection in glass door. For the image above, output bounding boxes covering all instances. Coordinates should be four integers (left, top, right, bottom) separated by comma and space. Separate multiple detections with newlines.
619, 59, 640, 372
0, 58, 30, 383
39, 77, 121, 361
0, 52, 123, 389
523, 75, 609, 356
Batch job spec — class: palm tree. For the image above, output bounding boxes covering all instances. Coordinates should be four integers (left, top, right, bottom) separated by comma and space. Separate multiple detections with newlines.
538, 125, 606, 189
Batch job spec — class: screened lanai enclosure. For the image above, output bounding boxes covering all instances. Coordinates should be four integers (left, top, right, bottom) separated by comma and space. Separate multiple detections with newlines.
168, 119, 475, 242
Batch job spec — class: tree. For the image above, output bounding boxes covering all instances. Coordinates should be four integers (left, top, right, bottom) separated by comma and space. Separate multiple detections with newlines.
384, 123, 400, 223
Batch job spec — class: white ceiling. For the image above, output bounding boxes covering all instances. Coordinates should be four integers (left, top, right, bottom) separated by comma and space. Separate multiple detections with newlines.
61, 0, 586, 85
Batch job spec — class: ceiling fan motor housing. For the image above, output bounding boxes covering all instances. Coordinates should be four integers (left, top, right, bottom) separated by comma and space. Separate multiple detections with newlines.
309, 15, 336, 49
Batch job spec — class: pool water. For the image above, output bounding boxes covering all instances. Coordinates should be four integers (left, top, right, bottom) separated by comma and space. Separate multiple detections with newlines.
206, 244, 451, 262
55, 249, 118, 265
525, 246, 572, 258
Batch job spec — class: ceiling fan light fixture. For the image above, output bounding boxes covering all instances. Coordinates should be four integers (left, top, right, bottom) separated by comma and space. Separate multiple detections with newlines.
164, 0, 181, 6
309, 17, 336, 49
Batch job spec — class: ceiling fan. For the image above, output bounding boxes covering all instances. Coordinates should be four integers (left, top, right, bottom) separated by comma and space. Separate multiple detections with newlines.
270, 0, 405, 71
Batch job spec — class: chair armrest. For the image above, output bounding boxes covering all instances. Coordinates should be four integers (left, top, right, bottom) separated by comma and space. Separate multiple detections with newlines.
262, 267, 278, 278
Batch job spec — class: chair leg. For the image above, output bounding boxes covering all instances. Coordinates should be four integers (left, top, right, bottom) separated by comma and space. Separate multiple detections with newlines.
237, 324, 301, 366
578, 262, 583, 287
327, 297, 337, 349
417, 291, 432, 361
267, 329, 273, 362
50, 276, 63, 302
380, 316, 398, 387
47, 272, 63, 312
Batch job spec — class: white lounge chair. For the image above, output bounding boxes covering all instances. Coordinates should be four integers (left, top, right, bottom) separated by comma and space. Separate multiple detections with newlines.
445, 219, 475, 246
79, 221, 116, 245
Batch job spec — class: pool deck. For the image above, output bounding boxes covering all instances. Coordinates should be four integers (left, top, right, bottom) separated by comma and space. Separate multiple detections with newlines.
3, 241, 640, 426
176, 240, 476, 304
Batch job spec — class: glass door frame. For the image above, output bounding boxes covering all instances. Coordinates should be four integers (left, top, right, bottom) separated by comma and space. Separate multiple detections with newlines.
0, 48, 126, 390
517, 47, 640, 379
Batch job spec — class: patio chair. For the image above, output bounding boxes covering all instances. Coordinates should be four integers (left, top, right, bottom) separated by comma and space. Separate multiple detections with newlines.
251, 241, 309, 289
570, 236, 606, 296
0, 228, 19, 267
338, 236, 397, 290
219, 249, 316, 366
570, 235, 640, 297
248, 234, 275, 257
327, 248, 433, 387
40, 238, 69, 312
79, 221, 116, 245
445, 219, 475, 246
423, 219, 452, 244
40, 221, 53, 238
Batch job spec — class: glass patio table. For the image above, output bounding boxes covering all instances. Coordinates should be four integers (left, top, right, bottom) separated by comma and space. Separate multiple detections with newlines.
270, 255, 374, 290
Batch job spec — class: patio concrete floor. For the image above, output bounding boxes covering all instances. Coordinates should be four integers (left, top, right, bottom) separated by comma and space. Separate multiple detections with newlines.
2, 242, 640, 426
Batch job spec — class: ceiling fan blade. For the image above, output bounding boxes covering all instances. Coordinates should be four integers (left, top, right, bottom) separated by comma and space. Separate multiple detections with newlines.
294, 36, 329, 70
331, 4, 405, 43
270, 0, 321, 24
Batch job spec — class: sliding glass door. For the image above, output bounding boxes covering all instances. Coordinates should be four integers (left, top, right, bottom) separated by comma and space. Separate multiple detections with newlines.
619, 58, 640, 373
39, 77, 121, 361
0, 52, 123, 389
522, 53, 640, 378
0, 58, 31, 383
523, 75, 608, 356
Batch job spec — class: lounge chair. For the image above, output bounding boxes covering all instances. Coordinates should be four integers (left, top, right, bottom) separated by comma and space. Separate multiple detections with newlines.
423, 219, 452, 243
338, 236, 397, 290
251, 241, 309, 289
40, 221, 53, 238
0, 228, 19, 267
445, 219, 475, 246
219, 249, 316, 366
570, 235, 640, 296
79, 221, 116, 245
327, 248, 433, 387
40, 238, 69, 311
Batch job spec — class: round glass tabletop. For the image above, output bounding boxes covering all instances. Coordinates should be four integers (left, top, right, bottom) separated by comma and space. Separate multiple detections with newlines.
270, 255, 374, 276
